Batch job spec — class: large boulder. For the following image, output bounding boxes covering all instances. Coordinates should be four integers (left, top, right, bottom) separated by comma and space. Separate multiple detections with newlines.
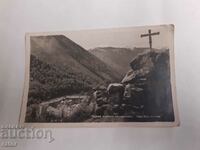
121, 49, 174, 121
107, 83, 124, 103
107, 83, 124, 95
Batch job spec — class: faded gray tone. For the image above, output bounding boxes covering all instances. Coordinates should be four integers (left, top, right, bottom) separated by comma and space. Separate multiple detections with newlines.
1, 0, 200, 150
23, 29, 175, 123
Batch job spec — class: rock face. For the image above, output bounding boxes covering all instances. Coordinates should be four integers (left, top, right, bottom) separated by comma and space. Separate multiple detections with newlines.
122, 49, 174, 121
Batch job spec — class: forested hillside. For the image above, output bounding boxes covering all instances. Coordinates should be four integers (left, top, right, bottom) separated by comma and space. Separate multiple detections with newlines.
28, 55, 94, 105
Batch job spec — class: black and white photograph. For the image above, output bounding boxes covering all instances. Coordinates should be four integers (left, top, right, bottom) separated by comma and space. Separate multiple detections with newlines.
20, 25, 179, 127
4, 0, 200, 149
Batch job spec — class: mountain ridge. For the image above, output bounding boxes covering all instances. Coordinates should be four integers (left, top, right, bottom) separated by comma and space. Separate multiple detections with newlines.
31, 35, 121, 82
90, 47, 148, 78
28, 35, 122, 103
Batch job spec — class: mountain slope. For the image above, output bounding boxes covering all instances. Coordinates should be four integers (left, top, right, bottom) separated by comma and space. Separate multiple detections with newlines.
30, 35, 121, 83
28, 35, 122, 103
28, 55, 93, 104
90, 47, 148, 77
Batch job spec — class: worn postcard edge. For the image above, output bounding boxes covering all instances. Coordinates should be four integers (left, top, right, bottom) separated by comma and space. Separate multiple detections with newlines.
19, 24, 180, 128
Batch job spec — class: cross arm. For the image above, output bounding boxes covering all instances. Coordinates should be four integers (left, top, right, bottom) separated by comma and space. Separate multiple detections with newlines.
140, 34, 149, 37
150, 32, 160, 36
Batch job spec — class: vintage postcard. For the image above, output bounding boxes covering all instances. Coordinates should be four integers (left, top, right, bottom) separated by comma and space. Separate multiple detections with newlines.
19, 24, 179, 127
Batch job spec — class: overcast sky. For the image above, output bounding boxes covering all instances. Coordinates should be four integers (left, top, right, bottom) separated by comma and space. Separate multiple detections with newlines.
63, 24, 173, 50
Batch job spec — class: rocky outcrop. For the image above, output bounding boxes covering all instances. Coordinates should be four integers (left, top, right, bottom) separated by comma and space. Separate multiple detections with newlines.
122, 49, 174, 121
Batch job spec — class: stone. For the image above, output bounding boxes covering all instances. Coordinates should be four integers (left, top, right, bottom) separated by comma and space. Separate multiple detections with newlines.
121, 49, 174, 121
121, 70, 136, 84
107, 83, 124, 95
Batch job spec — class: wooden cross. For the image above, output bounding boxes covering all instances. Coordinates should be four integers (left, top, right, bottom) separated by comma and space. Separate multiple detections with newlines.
141, 29, 160, 49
